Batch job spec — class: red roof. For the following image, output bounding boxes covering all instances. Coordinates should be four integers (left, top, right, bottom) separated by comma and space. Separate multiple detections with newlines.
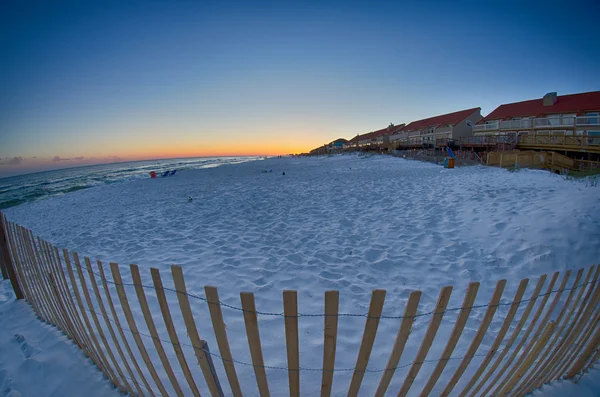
352, 123, 406, 142
480, 91, 600, 123
401, 108, 480, 132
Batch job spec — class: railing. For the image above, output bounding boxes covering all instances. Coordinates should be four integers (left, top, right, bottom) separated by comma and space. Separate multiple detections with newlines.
534, 117, 576, 128
1, 214, 600, 397
461, 135, 513, 145
473, 122, 499, 132
519, 133, 600, 147
576, 116, 600, 126
474, 116, 600, 134
499, 119, 532, 130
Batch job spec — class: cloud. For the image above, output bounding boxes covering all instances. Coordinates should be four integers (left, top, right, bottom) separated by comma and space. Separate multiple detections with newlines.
52, 156, 62, 162
73, 156, 84, 161
9, 157, 23, 165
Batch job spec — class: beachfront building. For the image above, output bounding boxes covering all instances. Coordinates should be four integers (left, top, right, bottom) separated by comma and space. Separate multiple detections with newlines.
328, 138, 348, 150
390, 108, 482, 148
473, 91, 600, 141
343, 124, 405, 150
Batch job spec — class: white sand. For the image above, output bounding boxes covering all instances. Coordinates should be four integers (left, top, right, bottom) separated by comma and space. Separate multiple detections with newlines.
4, 154, 600, 396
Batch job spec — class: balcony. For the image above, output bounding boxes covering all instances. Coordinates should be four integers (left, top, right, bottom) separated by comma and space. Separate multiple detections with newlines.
576, 116, 600, 126
534, 117, 576, 128
499, 119, 532, 130
519, 133, 600, 148
473, 122, 499, 132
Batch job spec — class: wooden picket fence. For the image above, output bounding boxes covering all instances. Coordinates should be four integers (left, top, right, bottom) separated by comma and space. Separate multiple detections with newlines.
1, 212, 599, 397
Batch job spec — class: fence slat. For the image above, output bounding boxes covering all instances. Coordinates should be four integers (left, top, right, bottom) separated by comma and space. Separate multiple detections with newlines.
488, 272, 560, 396
71, 253, 121, 385
204, 285, 242, 397
440, 279, 506, 397
36, 237, 73, 337
460, 278, 529, 397
552, 284, 600, 380
499, 321, 556, 395
518, 268, 586, 394
88, 260, 146, 397
171, 265, 223, 397
374, 291, 421, 397
58, 247, 110, 374
5, 222, 36, 312
532, 265, 597, 389
397, 286, 453, 397
0, 213, 23, 298
110, 262, 170, 396
100, 262, 156, 397
321, 290, 339, 397
154, 269, 201, 397
130, 264, 184, 396
507, 270, 571, 393
20, 227, 54, 321
48, 241, 96, 354
28, 229, 65, 327
541, 267, 600, 384
348, 289, 386, 397
32, 234, 72, 333
420, 282, 480, 397
77, 257, 131, 394
565, 322, 600, 379
240, 291, 270, 397
52, 246, 102, 368
40, 240, 80, 347
283, 290, 300, 397
477, 274, 548, 396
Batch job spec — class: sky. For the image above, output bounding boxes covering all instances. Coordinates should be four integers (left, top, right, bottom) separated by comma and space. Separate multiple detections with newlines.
1, 0, 600, 177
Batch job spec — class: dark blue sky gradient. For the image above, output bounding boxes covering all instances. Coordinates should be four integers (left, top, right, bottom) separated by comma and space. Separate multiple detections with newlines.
1, 0, 599, 171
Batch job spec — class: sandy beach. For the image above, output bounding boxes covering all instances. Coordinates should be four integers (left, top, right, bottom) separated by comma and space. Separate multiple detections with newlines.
2, 154, 599, 396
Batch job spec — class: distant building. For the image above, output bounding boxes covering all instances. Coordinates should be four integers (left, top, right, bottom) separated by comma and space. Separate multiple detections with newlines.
327, 138, 348, 152
344, 124, 405, 150
390, 108, 482, 147
474, 91, 600, 139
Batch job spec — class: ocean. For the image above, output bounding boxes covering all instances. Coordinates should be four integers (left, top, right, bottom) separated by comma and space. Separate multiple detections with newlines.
0, 156, 263, 210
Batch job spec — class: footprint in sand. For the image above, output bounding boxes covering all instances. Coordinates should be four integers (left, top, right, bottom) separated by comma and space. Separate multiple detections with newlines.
13, 334, 39, 359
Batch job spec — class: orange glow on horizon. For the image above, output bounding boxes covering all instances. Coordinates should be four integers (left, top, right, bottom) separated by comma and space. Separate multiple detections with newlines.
116, 140, 319, 161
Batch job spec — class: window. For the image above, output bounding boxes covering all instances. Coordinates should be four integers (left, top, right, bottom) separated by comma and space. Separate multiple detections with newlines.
466, 120, 473, 128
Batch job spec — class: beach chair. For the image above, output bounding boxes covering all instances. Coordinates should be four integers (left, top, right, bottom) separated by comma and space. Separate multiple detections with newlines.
169, 170, 177, 176
161, 171, 170, 177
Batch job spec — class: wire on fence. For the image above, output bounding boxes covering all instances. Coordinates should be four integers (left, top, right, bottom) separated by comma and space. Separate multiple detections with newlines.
67, 257, 600, 320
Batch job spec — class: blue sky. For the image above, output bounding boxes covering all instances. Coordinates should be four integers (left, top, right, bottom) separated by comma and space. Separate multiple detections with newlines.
1, 0, 599, 176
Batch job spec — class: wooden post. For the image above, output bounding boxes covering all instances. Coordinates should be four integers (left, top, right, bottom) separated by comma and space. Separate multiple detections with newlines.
153, 269, 201, 397
0, 235, 7, 280
347, 289, 387, 397
283, 290, 300, 397
397, 286, 453, 397
478, 274, 548, 396
240, 291, 270, 397
321, 290, 339, 397
130, 264, 183, 396
110, 263, 169, 396
440, 280, 507, 397
488, 272, 560, 396
461, 278, 530, 397
204, 285, 242, 397
171, 265, 223, 397
374, 290, 421, 397
420, 282, 480, 397
499, 153, 504, 168
0, 213, 24, 299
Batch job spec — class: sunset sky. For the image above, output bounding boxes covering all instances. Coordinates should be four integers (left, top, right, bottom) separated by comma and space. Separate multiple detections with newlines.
1, 0, 599, 177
